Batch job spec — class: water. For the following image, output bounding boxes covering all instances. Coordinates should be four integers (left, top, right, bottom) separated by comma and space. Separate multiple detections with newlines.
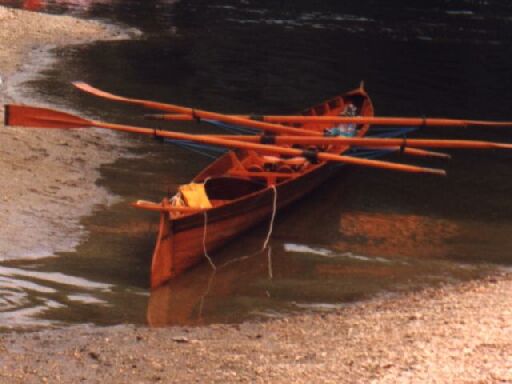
1, 0, 512, 329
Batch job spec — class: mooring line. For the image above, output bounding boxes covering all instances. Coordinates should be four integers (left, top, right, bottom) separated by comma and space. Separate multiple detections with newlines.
267, 246, 273, 280
201, 177, 216, 271
262, 184, 277, 250
202, 210, 217, 271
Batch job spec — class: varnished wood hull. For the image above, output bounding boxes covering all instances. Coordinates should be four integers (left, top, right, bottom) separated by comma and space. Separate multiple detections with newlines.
151, 86, 374, 288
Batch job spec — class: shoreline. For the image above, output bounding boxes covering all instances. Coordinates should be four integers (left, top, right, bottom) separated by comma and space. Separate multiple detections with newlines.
0, 6, 511, 383
0, 6, 136, 260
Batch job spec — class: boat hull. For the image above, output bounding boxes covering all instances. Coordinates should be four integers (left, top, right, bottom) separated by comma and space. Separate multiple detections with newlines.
151, 86, 374, 288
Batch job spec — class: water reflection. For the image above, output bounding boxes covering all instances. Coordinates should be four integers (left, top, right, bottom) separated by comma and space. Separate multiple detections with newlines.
336, 211, 459, 259
146, 223, 488, 327
147, 249, 264, 327
0, 265, 114, 330
3, 0, 512, 45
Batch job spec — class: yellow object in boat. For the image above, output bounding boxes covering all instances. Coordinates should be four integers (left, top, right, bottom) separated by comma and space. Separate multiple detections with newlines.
178, 183, 212, 209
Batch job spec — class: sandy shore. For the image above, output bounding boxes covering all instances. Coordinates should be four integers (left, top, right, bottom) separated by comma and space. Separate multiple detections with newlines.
1, 6, 511, 384
0, 6, 132, 259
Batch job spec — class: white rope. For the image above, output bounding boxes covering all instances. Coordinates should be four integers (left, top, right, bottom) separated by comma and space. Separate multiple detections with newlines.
202, 210, 216, 271
201, 177, 216, 271
197, 269, 216, 321
262, 185, 277, 250
170, 193, 183, 207
267, 246, 273, 280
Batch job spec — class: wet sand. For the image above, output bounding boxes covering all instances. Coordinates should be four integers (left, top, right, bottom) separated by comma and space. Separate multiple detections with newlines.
1, 6, 511, 383
0, 6, 132, 259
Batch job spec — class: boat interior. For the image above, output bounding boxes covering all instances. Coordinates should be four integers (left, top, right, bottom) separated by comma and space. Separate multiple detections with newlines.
169, 93, 366, 212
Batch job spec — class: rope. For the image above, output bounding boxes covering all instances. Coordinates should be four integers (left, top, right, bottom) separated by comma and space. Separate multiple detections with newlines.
367, 127, 417, 137
197, 268, 217, 322
202, 210, 216, 271
204, 119, 258, 135
262, 185, 277, 250
163, 138, 226, 159
267, 246, 273, 280
201, 177, 216, 271
170, 193, 184, 207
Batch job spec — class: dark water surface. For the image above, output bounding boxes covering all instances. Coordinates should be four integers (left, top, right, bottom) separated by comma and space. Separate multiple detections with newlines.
2, 0, 512, 329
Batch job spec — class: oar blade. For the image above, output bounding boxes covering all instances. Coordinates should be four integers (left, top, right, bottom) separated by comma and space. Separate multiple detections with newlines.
347, 155, 447, 176
73, 81, 132, 103
494, 143, 512, 150
400, 147, 452, 159
419, 167, 447, 176
4, 104, 91, 129
73, 81, 188, 114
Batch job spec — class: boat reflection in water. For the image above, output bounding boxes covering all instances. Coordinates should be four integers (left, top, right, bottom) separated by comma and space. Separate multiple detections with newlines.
336, 211, 459, 259
147, 247, 273, 327
146, 209, 475, 327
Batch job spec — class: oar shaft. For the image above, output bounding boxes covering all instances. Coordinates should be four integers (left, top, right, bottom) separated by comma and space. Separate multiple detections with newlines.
73, 82, 322, 136
207, 135, 512, 149
261, 115, 512, 127
152, 113, 512, 127
384, 147, 451, 159
191, 110, 323, 136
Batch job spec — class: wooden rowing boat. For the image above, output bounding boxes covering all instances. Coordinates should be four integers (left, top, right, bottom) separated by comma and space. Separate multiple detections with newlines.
148, 85, 374, 288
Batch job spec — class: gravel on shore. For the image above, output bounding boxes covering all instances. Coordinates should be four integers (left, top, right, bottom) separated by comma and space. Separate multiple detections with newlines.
1, 273, 511, 383
0, 6, 129, 77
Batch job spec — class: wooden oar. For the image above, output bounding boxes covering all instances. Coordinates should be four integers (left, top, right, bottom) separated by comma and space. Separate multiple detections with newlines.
149, 112, 512, 128
207, 135, 512, 150
4, 104, 446, 176
370, 147, 451, 159
131, 200, 206, 213
72, 82, 323, 137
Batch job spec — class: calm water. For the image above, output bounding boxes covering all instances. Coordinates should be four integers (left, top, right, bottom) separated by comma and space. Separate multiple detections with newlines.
2, 0, 512, 329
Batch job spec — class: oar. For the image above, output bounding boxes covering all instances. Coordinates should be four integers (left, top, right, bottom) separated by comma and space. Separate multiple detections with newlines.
4, 104, 446, 176
206, 134, 512, 150
72, 82, 323, 137
131, 200, 206, 213
149, 112, 512, 128
371, 147, 451, 159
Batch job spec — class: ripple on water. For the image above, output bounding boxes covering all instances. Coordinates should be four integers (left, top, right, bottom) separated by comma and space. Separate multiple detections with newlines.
0, 266, 113, 330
